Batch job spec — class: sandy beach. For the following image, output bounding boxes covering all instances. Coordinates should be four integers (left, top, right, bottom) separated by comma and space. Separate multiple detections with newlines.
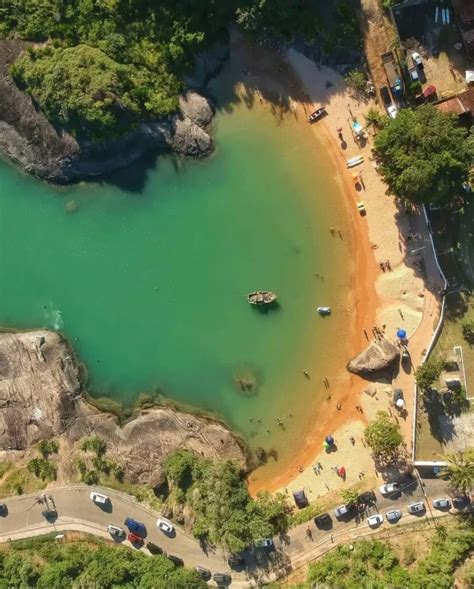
232, 35, 443, 500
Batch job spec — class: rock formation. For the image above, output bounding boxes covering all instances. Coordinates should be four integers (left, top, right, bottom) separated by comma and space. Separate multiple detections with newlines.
347, 338, 400, 378
0, 330, 248, 486
0, 40, 224, 184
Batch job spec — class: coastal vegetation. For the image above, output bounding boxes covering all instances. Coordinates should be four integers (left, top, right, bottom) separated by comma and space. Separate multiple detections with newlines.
438, 450, 474, 494
374, 105, 473, 204
306, 521, 474, 589
76, 436, 124, 485
363, 411, 402, 460
164, 450, 288, 553
414, 357, 444, 391
0, 534, 206, 588
1, 0, 359, 141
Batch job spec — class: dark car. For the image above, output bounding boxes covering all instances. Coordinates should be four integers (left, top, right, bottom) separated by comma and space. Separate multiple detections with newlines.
401, 349, 410, 366
167, 555, 184, 567
358, 490, 376, 506
213, 572, 231, 586
380, 86, 391, 106
124, 517, 146, 537
127, 532, 144, 546
195, 566, 211, 581
314, 512, 332, 528
0, 503, 7, 517
452, 496, 471, 510
146, 542, 164, 555
228, 554, 245, 569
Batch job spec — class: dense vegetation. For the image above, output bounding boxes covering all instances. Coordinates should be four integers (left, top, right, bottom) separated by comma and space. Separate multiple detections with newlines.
307, 522, 474, 589
0, 535, 206, 588
414, 357, 444, 391
164, 449, 288, 553
438, 450, 474, 494
0, 0, 358, 140
363, 410, 402, 460
374, 105, 473, 205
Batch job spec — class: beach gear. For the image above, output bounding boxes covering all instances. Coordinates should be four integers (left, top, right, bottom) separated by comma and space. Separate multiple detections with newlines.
396, 328, 407, 339
323, 441, 330, 449
346, 156, 364, 168
317, 307, 331, 316
325, 435, 334, 446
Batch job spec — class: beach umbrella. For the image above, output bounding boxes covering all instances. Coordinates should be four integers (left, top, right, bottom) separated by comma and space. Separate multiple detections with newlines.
396, 328, 407, 339
325, 435, 334, 445
323, 441, 330, 449
395, 398, 405, 409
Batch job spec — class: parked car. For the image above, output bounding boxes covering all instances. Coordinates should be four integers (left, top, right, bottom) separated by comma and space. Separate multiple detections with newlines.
90, 491, 109, 505
359, 491, 376, 506
157, 518, 174, 535
367, 514, 383, 528
452, 496, 471, 510
0, 503, 8, 516
379, 482, 400, 495
411, 52, 424, 68
334, 504, 349, 518
409, 66, 419, 81
107, 524, 125, 539
124, 517, 146, 537
314, 512, 332, 528
393, 389, 405, 409
387, 104, 398, 119
407, 501, 425, 515
195, 566, 211, 581
127, 532, 144, 546
213, 572, 231, 585
385, 509, 402, 522
432, 498, 450, 509
401, 349, 410, 366
167, 555, 184, 567
255, 538, 273, 548
146, 542, 164, 555
380, 86, 391, 106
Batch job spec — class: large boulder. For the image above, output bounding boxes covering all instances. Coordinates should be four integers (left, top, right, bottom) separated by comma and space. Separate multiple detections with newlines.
179, 91, 214, 129
347, 338, 400, 377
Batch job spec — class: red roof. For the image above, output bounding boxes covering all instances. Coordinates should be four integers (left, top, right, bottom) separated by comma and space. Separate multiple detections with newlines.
423, 85, 437, 97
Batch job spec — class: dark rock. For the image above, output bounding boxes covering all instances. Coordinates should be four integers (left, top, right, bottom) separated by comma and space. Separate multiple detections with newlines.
347, 338, 400, 377
184, 40, 229, 89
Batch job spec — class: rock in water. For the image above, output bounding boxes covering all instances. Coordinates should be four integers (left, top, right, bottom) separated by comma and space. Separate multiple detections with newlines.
347, 338, 400, 377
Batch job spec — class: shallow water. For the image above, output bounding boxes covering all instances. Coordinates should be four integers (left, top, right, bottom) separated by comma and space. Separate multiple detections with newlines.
0, 82, 355, 463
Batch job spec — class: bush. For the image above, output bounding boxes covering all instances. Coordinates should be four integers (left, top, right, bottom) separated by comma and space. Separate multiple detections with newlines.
82, 470, 100, 486
345, 69, 367, 94
364, 411, 402, 459
37, 440, 59, 458
462, 319, 474, 344
415, 358, 444, 390
26, 458, 56, 481
81, 437, 107, 457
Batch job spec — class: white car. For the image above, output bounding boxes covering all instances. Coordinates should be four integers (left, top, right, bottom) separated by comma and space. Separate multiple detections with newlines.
379, 482, 400, 495
90, 492, 109, 505
387, 104, 398, 119
157, 518, 174, 534
367, 514, 383, 528
432, 498, 450, 509
411, 52, 423, 67
334, 504, 349, 518
255, 538, 273, 548
107, 524, 125, 539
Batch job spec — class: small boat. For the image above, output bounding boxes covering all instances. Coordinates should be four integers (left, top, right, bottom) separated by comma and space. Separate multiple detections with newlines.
346, 155, 364, 168
308, 106, 326, 123
247, 291, 277, 305
317, 306, 331, 316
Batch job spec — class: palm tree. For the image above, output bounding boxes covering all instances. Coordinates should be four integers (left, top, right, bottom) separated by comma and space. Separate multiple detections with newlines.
342, 488, 360, 507
364, 107, 385, 131
438, 450, 474, 494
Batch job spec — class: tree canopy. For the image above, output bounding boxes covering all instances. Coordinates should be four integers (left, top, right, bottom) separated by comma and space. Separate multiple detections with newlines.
374, 104, 472, 204
164, 449, 288, 554
414, 357, 444, 391
0, 536, 206, 588
364, 411, 402, 459
438, 450, 474, 494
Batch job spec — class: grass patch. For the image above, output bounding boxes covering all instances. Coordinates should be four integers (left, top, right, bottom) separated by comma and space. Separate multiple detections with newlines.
0, 465, 47, 497
101, 478, 163, 511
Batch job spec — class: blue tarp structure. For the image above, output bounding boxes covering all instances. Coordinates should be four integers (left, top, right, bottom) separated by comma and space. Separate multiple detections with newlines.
352, 120, 363, 136
293, 489, 308, 509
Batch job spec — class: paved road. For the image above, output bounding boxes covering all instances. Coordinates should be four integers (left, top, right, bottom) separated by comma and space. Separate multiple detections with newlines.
0, 477, 463, 587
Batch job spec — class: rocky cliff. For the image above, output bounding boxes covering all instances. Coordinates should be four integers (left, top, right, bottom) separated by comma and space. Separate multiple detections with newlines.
0, 40, 226, 184
0, 330, 248, 486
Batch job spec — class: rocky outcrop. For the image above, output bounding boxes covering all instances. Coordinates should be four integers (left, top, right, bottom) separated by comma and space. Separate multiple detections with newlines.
347, 338, 400, 378
0, 330, 248, 485
0, 40, 226, 184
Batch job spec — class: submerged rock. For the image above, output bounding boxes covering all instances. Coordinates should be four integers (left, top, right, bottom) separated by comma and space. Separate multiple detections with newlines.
347, 338, 400, 378
0, 330, 249, 486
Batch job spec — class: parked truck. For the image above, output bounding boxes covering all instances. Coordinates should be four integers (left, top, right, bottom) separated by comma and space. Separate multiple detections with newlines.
382, 52, 403, 95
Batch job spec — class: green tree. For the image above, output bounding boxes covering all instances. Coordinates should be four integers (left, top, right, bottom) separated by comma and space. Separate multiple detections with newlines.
374, 104, 473, 204
364, 411, 402, 459
26, 457, 56, 481
341, 487, 359, 507
461, 319, 474, 344
345, 69, 366, 94
38, 439, 59, 458
365, 107, 385, 130
81, 436, 107, 457
438, 450, 474, 494
415, 357, 444, 391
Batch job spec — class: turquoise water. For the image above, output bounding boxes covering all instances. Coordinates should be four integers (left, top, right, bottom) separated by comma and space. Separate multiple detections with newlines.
0, 91, 354, 461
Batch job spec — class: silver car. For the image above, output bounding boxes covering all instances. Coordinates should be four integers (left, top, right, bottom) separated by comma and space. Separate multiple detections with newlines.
385, 509, 402, 522
407, 501, 425, 515
333, 504, 349, 518
432, 498, 450, 509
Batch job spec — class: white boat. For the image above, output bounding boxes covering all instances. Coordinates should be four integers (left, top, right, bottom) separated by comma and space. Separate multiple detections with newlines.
435, 6, 438, 24
346, 156, 364, 168
317, 306, 331, 316
446, 8, 450, 24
